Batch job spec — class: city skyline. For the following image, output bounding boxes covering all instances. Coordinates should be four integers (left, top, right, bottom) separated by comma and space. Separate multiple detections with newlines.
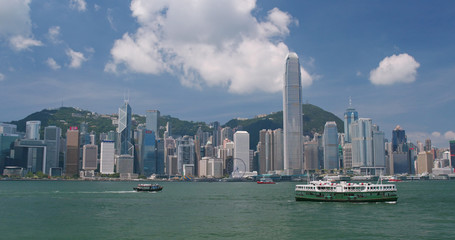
1, 0, 454, 148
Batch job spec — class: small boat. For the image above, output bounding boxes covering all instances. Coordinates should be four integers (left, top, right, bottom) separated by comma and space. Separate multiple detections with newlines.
295, 180, 398, 202
257, 177, 275, 184
133, 183, 163, 192
387, 177, 403, 182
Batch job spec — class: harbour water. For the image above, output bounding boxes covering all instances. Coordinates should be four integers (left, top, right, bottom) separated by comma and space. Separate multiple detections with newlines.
1, 180, 454, 239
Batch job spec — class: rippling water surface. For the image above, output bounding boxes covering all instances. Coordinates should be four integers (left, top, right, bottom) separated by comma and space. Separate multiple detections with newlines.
1, 180, 454, 239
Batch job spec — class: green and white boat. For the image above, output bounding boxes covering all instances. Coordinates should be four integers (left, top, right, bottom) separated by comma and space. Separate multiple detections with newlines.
295, 180, 398, 202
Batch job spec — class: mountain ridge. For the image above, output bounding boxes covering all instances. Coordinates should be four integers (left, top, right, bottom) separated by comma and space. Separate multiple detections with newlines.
8, 104, 344, 148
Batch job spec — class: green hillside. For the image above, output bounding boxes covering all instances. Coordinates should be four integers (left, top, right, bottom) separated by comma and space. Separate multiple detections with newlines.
8, 104, 343, 150
10, 107, 116, 136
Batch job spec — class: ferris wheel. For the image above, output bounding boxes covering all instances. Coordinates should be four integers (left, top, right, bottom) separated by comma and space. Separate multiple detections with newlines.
231, 158, 246, 178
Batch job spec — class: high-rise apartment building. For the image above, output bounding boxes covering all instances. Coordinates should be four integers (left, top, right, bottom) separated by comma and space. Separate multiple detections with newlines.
146, 110, 160, 139
283, 52, 303, 175
233, 131, 250, 175
26, 121, 41, 140
323, 121, 339, 169
117, 100, 133, 155
66, 127, 79, 176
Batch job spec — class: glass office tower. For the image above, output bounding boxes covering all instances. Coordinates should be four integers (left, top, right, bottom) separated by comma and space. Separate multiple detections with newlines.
283, 52, 303, 175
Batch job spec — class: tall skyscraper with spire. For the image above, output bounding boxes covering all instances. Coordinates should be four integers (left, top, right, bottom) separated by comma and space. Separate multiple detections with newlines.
283, 52, 303, 175
117, 100, 133, 156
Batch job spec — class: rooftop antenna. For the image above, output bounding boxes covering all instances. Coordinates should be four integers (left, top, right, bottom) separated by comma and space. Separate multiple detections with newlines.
349, 96, 352, 107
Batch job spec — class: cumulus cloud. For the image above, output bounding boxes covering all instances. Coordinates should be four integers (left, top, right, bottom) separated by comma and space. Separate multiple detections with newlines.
431, 132, 441, 138
46, 58, 61, 70
370, 53, 420, 85
106, 0, 311, 94
10, 35, 43, 50
444, 131, 455, 140
408, 131, 455, 148
0, 0, 42, 51
48, 26, 61, 43
0, 72, 5, 81
70, 0, 86, 12
66, 48, 87, 68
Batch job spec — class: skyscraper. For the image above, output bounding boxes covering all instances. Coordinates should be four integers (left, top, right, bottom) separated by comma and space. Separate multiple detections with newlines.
142, 129, 157, 177
100, 141, 115, 174
392, 125, 407, 152
146, 110, 160, 139
323, 121, 339, 169
273, 128, 284, 171
26, 121, 41, 140
117, 100, 133, 156
351, 118, 373, 169
44, 126, 61, 174
177, 136, 195, 175
343, 99, 358, 143
233, 131, 250, 175
372, 125, 385, 169
82, 144, 98, 170
212, 121, 220, 147
66, 127, 79, 176
283, 52, 303, 175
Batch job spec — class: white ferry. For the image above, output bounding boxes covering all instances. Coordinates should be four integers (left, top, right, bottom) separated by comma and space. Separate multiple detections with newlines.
295, 180, 398, 202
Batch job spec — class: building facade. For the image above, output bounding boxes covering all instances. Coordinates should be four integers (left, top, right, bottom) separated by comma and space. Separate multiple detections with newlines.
283, 52, 303, 175
323, 121, 339, 169
117, 101, 133, 156
233, 131, 250, 175
65, 127, 79, 176
146, 110, 160, 139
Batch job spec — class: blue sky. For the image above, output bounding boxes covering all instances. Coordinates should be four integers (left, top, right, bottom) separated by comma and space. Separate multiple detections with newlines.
0, 0, 454, 147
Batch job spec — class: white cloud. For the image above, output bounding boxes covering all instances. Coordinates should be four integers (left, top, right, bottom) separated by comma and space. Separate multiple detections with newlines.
107, 8, 116, 31
444, 131, 455, 140
66, 48, 87, 68
408, 131, 455, 148
94, 4, 101, 11
48, 26, 61, 43
0, 72, 5, 81
10, 35, 43, 51
70, 0, 86, 12
106, 0, 311, 94
370, 53, 420, 85
46, 58, 61, 70
0, 0, 42, 51
432, 131, 441, 138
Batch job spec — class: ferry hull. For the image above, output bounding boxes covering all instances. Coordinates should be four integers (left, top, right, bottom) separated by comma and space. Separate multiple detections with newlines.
295, 192, 397, 202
